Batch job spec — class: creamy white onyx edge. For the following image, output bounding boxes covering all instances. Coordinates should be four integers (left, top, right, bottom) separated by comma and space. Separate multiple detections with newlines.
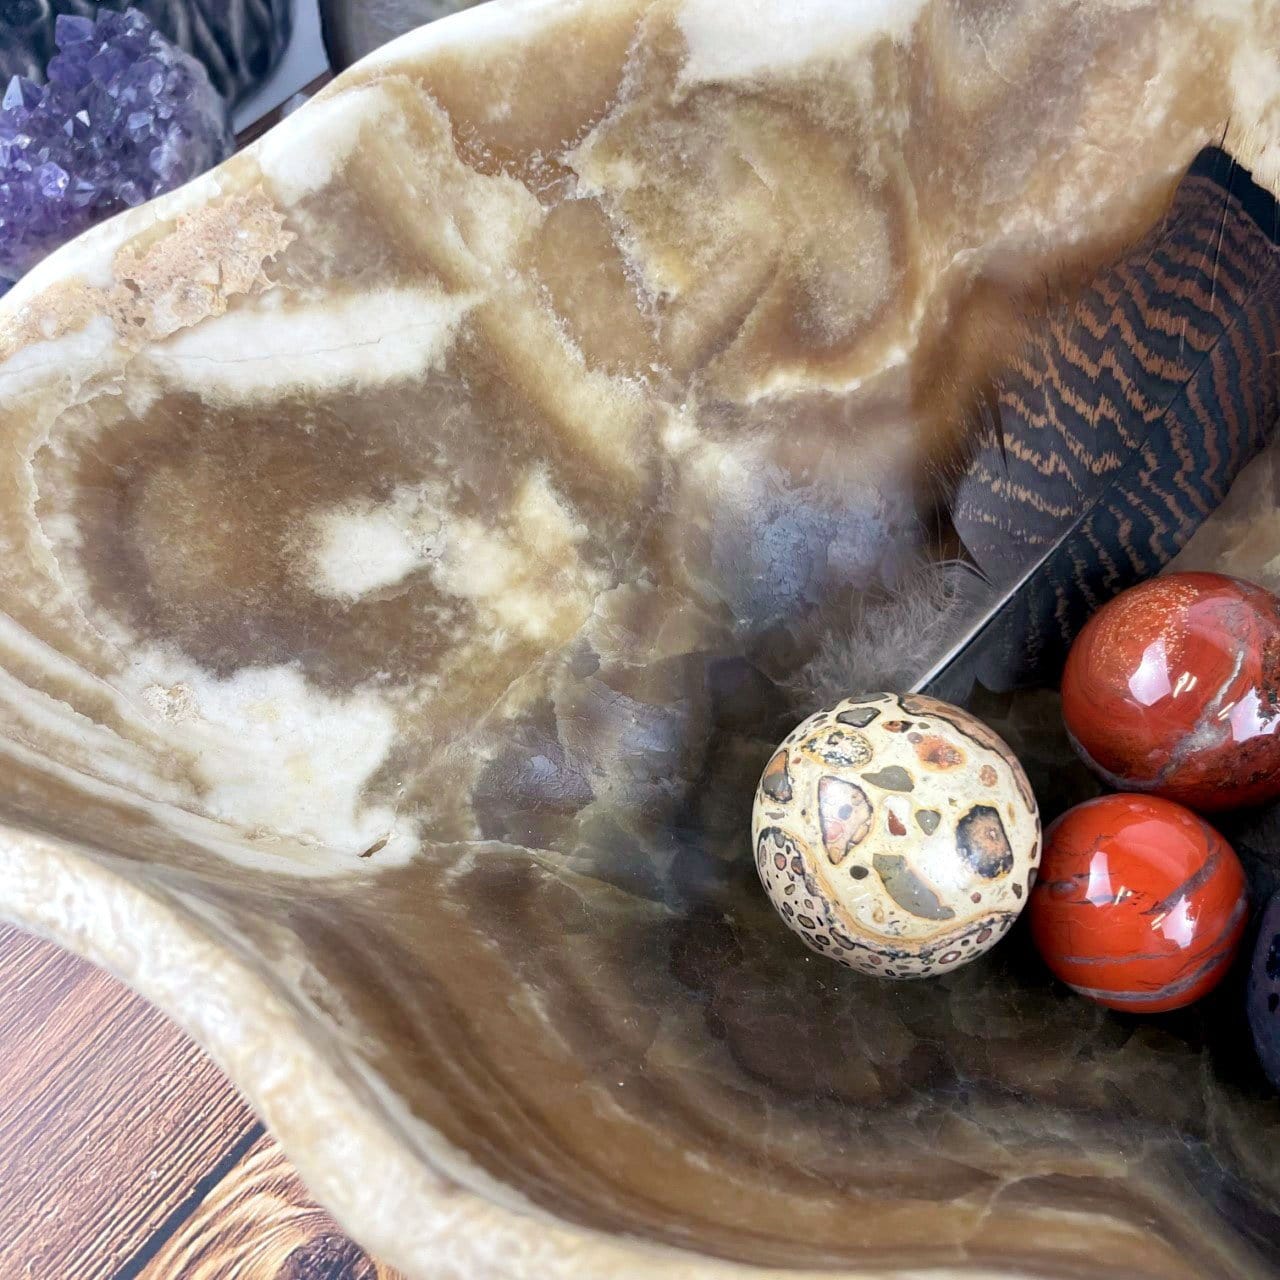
753, 694, 1041, 976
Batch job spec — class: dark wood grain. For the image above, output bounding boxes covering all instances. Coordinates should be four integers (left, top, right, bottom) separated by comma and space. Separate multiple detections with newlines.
0, 925, 398, 1280
135, 1135, 401, 1279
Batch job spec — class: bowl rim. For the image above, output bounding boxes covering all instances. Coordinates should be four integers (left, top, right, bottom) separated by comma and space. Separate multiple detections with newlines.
0, 821, 995, 1280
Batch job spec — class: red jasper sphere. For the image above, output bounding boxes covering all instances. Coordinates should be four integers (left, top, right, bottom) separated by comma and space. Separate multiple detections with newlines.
1029, 794, 1247, 1012
1061, 572, 1280, 811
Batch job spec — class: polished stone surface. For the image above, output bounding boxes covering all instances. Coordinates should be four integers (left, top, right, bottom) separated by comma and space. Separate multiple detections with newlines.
753, 693, 1039, 977
1030, 795, 1247, 1013
1062, 573, 1280, 812
1, 2, 1280, 1278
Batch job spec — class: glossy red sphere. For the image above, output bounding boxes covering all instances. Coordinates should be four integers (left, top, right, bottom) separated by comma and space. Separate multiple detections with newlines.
1029, 794, 1247, 1012
1061, 572, 1280, 810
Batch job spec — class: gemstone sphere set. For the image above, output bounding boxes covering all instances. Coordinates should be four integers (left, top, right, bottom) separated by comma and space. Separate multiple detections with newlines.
755, 572, 1280, 1039
1052, 572, 1280, 1086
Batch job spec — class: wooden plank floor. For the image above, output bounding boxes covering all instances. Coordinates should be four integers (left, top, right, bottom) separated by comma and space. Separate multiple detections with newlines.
0, 925, 401, 1280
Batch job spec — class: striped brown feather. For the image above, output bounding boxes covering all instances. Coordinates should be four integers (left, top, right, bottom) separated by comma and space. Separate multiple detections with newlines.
922, 146, 1280, 699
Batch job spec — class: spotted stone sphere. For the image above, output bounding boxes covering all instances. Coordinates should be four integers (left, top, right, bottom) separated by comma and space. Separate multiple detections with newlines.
752, 693, 1041, 977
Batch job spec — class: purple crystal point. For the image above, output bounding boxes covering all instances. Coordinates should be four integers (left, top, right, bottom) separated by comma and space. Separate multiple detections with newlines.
53, 15, 97, 49
47, 46, 93, 95
88, 44, 132, 87
65, 110, 92, 142
37, 161, 69, 199
3, 76, 41, 114
0, 8, 234, 293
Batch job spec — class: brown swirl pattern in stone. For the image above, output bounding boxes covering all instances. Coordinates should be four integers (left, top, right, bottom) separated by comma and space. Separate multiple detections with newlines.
0, 2, 1279, 1278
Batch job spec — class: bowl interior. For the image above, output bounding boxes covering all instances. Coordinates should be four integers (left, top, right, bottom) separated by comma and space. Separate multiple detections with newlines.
2, 2, 1280, 1277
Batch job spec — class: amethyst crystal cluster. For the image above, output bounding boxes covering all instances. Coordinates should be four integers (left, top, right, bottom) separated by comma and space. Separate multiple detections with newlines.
2, 1, 293, 107
0, 10, 234, 291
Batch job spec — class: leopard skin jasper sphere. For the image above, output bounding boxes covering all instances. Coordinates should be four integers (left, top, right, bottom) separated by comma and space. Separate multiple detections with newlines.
752, 693, 1041, 977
